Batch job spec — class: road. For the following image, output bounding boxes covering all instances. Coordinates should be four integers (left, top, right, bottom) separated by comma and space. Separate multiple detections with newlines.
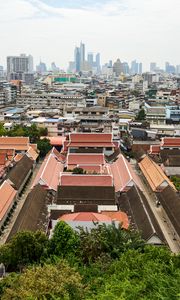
131, 159, 180, 254
0, 161, 42, 245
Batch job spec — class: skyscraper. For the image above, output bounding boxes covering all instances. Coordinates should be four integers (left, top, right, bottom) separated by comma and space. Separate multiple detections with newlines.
87, 52, 94, 68
80, 42, 85, 65
95, 53, 101, 73
131, 60, 139, 75
74, 47, 81, 72
139, 63, 142, 74
150, 62, 156, 72
113, 59, 124, 76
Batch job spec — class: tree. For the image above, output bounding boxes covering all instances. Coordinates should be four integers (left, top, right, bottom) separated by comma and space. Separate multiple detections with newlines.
48, 221, 80, 259
37, 138, 52, 157
1, 261, 84, 300
78, 223, 144, 264
0, 231, 48, 271
72, 167, 86, 174
136, 109, 146, 121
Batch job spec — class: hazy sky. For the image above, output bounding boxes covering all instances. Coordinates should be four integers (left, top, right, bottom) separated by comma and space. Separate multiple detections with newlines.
0, 0, 179, 71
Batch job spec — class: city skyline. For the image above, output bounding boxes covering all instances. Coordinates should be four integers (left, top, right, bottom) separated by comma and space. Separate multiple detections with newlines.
0, 0, 180, 70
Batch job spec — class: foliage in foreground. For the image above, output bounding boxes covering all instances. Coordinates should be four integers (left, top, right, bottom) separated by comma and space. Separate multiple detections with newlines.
0, 222, 180, 299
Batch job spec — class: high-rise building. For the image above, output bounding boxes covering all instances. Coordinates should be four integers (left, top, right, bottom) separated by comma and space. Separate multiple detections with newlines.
0, 66, 4, 78
139, 63, 143, 74
176, 65, 180, 75
150, 62, 156, 72
7, 54, 33, 80
95, 53, 101, 73
113, 59, 124, 77
36, 61, 47, 74
131, 60, 139, 75
122, 62, 129, 74
80, 42, 85, 65
87, 52, 94, 68
74, 47, 81, 72
51, 62, 59, 73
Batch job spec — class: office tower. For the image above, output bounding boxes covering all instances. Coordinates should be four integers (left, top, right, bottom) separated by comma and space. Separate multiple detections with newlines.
95, 53, 101, 72
131, 60, 139, 75
0, 66, 4, 78
150, 62, 156, 72
80, 42, 85, 65
113, 59, 124, 77
176, 65, 180, 75
87, 52, 94, 68
122, 62, 129, 74
139, 62, 142, 74
68, 61, 75, 73
108, 60, 113, 68
51, 62, 59, 72
165, 62, 175, 74
74, 47, 81, 72
36, 61, 47, 73
7, 54, 33, 80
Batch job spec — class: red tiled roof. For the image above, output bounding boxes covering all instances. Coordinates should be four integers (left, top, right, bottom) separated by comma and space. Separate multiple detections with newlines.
161, 137, 180, 147
60, 174, 113, 187
0, 153, 6, 166
109, 154, 142, 192
0, 180, 17, 222
32, 151, 64, 191
46, 136, 67, 146
67, 153, 105, 166
69, 133, 113, 143
67, 142, 115, 148
59, 212, 112, 222
149, 145, 161, 155
27, 146, 39, 161
0, 137, 29, 151
77, 165, 102, 173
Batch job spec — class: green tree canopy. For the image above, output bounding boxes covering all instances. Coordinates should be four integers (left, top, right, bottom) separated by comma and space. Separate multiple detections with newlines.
1, 261, 84, 300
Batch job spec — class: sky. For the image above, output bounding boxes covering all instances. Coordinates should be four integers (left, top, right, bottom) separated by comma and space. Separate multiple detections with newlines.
0, 0, 180, 71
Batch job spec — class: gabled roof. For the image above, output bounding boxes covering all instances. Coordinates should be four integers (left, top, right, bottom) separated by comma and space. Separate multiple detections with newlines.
27, 146, 39, 161
32, 150, 64, 191
60, 174, 113, 187
109, 154, 142, 192
59, 212, 112, 222
46, 136, 67, 146
0, 180, 17, 222
0, 137, 29, 151
7, 184, 49, 240
149, 145, 161, 155
118, 186, 166, 244
161, 137, 180, 147
157, 186, 180, 236
67, 153, 105, 167
66, 133, 116, 148
139, 155, 176, 192
69, 133, 113, 143
8, 155, 34, 190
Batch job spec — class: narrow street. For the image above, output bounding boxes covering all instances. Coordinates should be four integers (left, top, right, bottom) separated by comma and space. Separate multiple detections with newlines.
0, 161, 42, 245
131, 160, 180, 254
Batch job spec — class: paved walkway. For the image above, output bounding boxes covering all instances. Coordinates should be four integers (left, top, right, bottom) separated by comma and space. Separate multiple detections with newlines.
0, 161, 42, 245
131, 160, 180, 254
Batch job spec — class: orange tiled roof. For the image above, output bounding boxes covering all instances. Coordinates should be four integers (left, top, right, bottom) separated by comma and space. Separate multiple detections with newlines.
0, 180, 17, 222
59, 212, 112, 222
101, 211, 129, 229
27, 146, 39, 161
139, 155, 176, 192
0, 137, 29, 151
